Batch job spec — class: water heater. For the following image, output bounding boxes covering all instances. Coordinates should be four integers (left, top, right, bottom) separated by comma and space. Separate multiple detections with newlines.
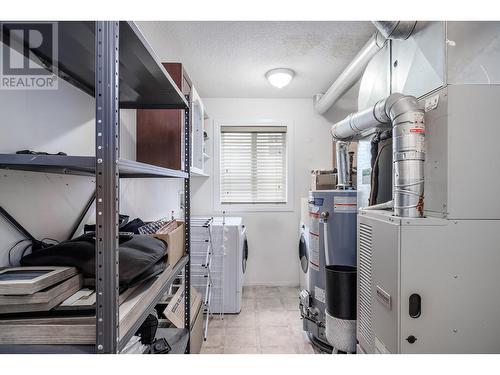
300, 190, 357, 350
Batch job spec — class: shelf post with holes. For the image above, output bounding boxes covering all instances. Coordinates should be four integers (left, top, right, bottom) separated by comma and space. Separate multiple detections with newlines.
95, 21, 120, 354
184, 96, 191, 353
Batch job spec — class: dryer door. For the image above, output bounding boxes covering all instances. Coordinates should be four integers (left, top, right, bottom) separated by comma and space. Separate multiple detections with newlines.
299, 226, 309, 273
242, 226, 248, 274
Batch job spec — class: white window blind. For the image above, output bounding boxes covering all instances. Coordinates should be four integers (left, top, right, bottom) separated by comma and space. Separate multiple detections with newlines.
220, 126, 287, 204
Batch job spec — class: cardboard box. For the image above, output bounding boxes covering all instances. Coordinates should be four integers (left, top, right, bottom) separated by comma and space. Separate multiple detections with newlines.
151, 220, 185, 267
163, 286, 202, 329
163, 286, 204, 353
190, 300, 204, 354
311, 169, 337, 190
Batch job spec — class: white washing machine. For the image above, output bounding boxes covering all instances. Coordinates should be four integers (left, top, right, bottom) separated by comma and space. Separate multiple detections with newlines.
210, 217, 247, 314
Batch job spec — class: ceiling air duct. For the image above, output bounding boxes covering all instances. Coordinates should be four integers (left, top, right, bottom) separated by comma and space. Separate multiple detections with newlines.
314, 21, 417, 116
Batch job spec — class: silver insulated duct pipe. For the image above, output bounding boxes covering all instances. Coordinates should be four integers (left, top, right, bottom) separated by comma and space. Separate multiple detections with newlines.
314, 33, 386, 115
314, 21, 417, 116
371, 21, 417, 40
331, 93, 425, 218
336, 141, 350, 187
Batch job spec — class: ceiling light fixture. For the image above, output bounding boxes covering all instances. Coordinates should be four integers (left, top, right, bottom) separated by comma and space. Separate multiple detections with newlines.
265, 68, 295, 88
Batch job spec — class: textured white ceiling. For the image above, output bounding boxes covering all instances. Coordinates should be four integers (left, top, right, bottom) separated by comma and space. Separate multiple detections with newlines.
137, 21, 375, 98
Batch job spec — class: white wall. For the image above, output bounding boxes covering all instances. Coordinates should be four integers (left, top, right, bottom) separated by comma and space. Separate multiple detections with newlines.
191, 98, 352, 286
0, 76, 183, 266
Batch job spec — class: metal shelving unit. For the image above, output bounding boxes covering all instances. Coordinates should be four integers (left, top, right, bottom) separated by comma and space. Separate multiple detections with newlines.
0, 154, 189, 179
0, 21, 192, 354
118, 256, 189, 351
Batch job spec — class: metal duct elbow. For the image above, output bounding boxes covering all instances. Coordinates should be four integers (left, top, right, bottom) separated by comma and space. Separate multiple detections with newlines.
385, 93, 425, 218
336, 141, 350, 188
331, 92, 425, 218
371, 21, 417, 40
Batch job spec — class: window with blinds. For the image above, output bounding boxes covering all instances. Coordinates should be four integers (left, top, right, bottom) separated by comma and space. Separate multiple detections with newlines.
220, 125, 287, 204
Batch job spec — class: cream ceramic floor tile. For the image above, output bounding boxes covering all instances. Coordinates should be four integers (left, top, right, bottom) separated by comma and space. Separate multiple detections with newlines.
225, 311, 256, 328
204, 327, 225, 348
254, 286, 281, 299
289, 329, 310, 345
204, 287, 314, 355
200, 346, 223, 354
288, 322, 305, 335
280, 296, 299, 311
283, 309, 301, 321
278, 287, 300, 299
255, 297, 283, 311
288, 315, 306, 333
208, 316, 226, 328
242, 286, 259, 299
256, 310, 291, 327
257, 326, 295, 347
241, 297, 256, 312
224, 327, 258, 347
223, 346, 260, 354
294, 342, 316, 354
260, 345, 297, 354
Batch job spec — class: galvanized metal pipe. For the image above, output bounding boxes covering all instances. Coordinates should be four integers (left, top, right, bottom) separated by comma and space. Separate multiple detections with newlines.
314, 33, 386, 115
314, 21, 417, 116
336, 141, 350, 187
371, 21, 417, 40
330, 99, 389, 140
331, 93, 425, 218
386, 94, 425, 218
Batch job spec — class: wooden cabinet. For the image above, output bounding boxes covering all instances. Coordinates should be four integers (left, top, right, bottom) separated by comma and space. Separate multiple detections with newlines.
136, 63, 192, 170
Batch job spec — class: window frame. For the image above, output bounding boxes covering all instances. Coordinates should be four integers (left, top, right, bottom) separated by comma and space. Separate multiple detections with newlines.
213, 119, 294, 212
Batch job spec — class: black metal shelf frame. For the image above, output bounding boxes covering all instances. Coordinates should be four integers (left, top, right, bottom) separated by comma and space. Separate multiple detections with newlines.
118, 256, 189, 351
1, 21, 189, 109
0, 21, 192, 354
0, 154, 189, 179
93, 21, 192, 354
183, 97, 191, 353
0, 325, 189, 354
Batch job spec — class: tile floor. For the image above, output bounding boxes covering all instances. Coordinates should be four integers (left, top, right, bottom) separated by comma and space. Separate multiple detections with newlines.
200, 286, 318, 354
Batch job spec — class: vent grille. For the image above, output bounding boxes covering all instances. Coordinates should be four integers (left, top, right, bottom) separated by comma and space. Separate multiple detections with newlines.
358, 223, 373, 348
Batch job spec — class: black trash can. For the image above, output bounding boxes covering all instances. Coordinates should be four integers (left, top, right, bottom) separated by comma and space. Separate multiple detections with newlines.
325, 265, 357, 320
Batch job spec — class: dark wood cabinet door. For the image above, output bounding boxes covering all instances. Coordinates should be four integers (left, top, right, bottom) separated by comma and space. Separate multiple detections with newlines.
136, 109, 182, 169
136, 63, 191, 170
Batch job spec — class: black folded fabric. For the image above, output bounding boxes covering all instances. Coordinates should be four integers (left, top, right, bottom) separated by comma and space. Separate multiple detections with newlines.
84, 217, 146, 235
20, 233, 167, 291
121, 218, 146, 234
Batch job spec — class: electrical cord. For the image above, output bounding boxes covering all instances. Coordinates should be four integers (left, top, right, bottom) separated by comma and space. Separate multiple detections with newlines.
7, 237, 59, 266
20, 242, 33, 260
8, 239, 32, 266
41, 237, 60, 244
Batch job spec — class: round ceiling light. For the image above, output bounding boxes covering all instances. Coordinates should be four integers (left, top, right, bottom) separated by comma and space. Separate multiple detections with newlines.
265, 68, 295, 88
